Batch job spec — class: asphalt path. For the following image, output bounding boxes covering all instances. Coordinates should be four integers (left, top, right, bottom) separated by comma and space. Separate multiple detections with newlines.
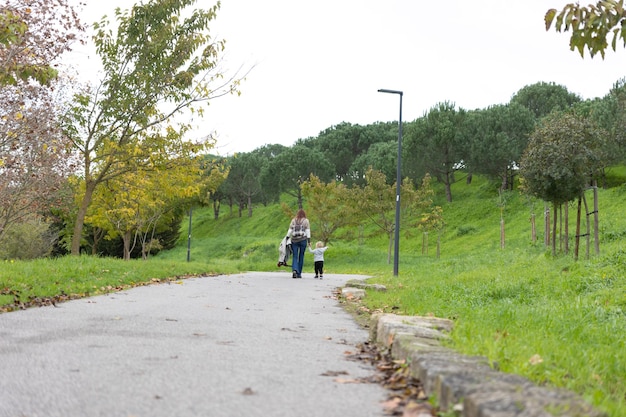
0, 272, 388, 417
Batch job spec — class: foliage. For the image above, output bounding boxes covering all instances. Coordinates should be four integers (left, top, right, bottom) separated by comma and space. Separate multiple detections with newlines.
510, 81, 582, 119
546, 1, 626, 58
301, 174, 358, 244
0, 0, 83, 246
0, 218, 56, 260
519, 112, 608, 255
0, 0, 83, 86
463, 103, 535, 189
403, 102, 466, 202
0, 83, 75, 242
590, 78, 626, 164
260, 144, 334, 209
350, 141, 399, 185
220, 152, 266, 217
405, 173, 444, 235
351, 168, 429, 264
519, 112, 607, 206
309, 121, 397, 183
62, 0, 243, 255
85, 154, 203, 260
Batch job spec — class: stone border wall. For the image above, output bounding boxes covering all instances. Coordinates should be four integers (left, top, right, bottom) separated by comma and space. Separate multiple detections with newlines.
368, 313, 606, 417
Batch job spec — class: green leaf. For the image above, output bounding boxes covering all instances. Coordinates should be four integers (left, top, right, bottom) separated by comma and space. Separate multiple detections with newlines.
545, 9, 557, 30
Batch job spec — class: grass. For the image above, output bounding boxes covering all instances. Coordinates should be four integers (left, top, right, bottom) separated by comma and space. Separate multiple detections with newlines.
0, 255, 238, 310
1, 173, 626, 415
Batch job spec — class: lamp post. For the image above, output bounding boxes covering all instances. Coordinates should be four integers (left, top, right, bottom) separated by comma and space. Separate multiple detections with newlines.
377, 89, 403, 276
187, 206, 192, 262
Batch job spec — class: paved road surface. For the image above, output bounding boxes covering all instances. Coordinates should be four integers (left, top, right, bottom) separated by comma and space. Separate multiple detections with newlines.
0, 272, 388, 417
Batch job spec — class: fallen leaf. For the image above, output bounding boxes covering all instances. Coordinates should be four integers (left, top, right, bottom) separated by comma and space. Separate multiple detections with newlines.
333, 378, 363, 384
381, 397, 403, 411
320, 370, 349, 377
402, 400, 433, 417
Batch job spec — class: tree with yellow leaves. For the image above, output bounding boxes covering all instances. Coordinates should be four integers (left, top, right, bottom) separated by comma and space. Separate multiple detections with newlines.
84, 152, 206, 260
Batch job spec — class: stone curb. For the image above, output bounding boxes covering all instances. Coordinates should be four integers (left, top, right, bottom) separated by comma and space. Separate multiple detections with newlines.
369, 313, 606, 417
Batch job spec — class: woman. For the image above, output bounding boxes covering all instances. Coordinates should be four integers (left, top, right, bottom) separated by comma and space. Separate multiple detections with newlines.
286, 209, 310, 278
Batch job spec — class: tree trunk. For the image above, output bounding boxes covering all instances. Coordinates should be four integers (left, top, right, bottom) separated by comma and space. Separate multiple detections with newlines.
501, 171, 508, 191
444, 181, 452, 203
552, 202, 558, 256
436, 230, 441, 259
559, 204, 563, 253
530, 213, 536, 243
544, 205, 550, 247
297, 187, 304, 209
561, 203, 569, 253
500, 218, 505, 249
247, 194, 253, 218
71, 180, 97, 256
387, 232, 393, 264
575, 197, 582, 261
122, 230, 132, 261
213, 199, 220, 220
92, 227, 105, 255
583, 193, 591, 260
593, 181, 600, 255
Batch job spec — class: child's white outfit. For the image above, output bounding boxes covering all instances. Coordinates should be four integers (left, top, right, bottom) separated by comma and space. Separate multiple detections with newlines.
308, 246, 328, 278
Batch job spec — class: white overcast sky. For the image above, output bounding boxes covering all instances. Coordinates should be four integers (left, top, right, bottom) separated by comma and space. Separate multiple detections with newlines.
65, 1, 626, 155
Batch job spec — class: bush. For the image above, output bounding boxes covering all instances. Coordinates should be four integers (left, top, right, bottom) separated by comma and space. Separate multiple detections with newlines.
0, 220, 57, 260
456, 225, 478, 236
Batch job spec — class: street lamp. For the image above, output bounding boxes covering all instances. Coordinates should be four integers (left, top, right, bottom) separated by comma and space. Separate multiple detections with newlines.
377, 89, 403, 276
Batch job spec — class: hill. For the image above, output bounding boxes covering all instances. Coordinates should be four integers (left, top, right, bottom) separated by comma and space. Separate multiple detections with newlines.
158, 169, 626, 416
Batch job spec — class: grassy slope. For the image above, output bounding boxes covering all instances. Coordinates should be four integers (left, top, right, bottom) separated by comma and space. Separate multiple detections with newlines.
158, 171, 626, 416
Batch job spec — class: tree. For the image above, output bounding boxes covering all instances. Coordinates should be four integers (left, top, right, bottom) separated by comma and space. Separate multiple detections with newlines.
519, 112, 607, 256
354, 169, 397, 264
352, 168, 420, 264
0, 0, 83, 247
589, 78, 626, 165
0, 85, 75, 242
251, 144, 287, 204
464, 103, 535, 190
404, 102, 466, 202
404, 174, 444, 257
301, 174, 357, 244
198, 154, 229, 220
85, 155, 203, 260
62, 0, 244, 255
0, 0, 83, 86
221, 152, 265, 217
307, 122, 362, 181
545, 1, 626, 58
309, 122, 397, 183
349, 141, 399, 186
260, 145, 334, 209
510, 82, 581, 119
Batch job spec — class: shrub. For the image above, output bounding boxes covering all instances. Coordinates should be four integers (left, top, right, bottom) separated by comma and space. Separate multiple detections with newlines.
0, 220, 57, 260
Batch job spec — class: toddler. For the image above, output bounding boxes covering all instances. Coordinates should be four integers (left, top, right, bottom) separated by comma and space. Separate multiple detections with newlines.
308, 241, 328, 279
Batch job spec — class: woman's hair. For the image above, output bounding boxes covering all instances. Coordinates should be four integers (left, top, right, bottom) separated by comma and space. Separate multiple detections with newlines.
315, 241, 324, 248
295, 209, 306, 220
